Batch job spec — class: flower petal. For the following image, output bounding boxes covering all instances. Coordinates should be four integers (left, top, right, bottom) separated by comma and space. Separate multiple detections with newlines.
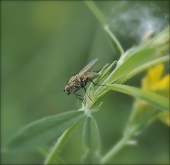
151, 75, 170, 91
147, 64, 164, 84
142, 77, 150, 90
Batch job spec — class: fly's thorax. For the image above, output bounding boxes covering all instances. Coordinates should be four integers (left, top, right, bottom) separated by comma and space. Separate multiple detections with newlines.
68, 74, 81, 87
83, 72, 99, 81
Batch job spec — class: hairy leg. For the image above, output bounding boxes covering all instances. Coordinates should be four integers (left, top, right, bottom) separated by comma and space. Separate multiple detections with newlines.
73, 88, 85, 104
83, 87, 91, 100
87, 77, 105, 86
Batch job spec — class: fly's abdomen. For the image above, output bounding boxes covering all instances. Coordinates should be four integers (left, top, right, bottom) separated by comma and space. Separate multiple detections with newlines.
84, 72, 99, 81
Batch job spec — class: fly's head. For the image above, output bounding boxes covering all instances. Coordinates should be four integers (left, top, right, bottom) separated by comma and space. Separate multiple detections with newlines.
63, 76, 77, 95
63, 85, 72, 95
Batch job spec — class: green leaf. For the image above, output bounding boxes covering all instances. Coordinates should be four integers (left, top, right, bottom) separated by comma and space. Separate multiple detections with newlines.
108, 48, 157, 83
107, 84, 169, 112
38, 145, 66, 164
93, 60, 117, 98
91, 102, 103, 113
82, 116, 101, 164
97, 60, 117, 85
6, 110, 85, 151
92, 89, 111, 108
44, 119, 83, 164
120, 55, 170, 83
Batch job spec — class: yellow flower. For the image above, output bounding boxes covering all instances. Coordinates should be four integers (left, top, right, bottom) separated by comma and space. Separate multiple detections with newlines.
141, 64, 170, 126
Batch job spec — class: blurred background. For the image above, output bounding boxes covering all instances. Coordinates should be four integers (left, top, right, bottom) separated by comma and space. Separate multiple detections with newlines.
1, 1, 169, 164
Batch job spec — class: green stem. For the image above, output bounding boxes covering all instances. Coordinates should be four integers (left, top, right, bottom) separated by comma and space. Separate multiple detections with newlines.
85, 1, 107, 26
104, 25, 124, 55
101, 126, 137, 164
85, 1, 124, 57
101, 106, 161, 164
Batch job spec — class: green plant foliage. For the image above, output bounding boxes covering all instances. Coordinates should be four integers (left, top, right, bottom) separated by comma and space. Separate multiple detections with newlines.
6, 110, 85, 151
85, 1, 124, 57
2, 1, 169, 164
44, 119, 83, 164
120, 55, 169, 83
108, 48, 157, 83
82, 116, 101, 164
107, 84, 169, 112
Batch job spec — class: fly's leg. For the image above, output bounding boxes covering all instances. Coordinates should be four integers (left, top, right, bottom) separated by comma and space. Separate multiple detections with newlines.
83, 87, 91, 101
112, 75, 127, 84
112, 78, 120, 84
73, 88, 85, 104
87, 77, 105, 86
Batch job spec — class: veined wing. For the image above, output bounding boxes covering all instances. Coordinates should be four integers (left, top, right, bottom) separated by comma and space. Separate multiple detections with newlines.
79, 58, 98, 76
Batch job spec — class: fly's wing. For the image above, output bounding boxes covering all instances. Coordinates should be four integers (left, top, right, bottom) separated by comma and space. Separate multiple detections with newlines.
79, 58, 98, 76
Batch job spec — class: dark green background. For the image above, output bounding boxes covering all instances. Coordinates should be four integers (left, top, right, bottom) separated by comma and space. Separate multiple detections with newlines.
1, 1, 169, 164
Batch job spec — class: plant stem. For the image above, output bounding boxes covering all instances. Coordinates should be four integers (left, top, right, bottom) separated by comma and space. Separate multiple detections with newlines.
85, 1, 107, 26
104, 25, 124, 55
85, 1, 124, 57
101, 107, 161, 164
101, 127, 137, 164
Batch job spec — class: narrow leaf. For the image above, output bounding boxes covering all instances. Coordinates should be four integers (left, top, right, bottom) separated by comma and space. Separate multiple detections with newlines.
120, 55, 170, 83
44, 119, 83, 164
97, 60, 117, 85
82, 116, 101, 164
6, 110, 85, 151
107, 84, 169, 112
108, 48, 156, 83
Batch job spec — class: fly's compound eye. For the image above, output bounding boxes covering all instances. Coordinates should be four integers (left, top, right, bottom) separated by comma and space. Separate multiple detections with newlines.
64, 85, 71, 95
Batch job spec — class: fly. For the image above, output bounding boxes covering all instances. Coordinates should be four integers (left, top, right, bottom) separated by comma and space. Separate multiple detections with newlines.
63, 58, 103, 103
